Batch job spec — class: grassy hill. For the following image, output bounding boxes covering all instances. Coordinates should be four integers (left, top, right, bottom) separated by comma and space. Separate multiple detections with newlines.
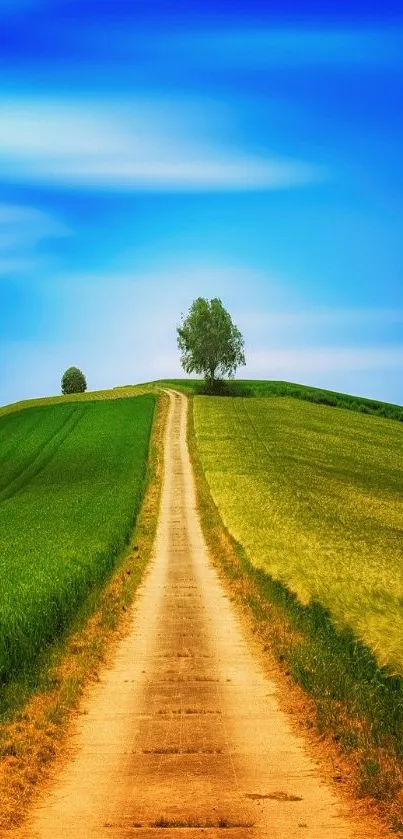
2, 378, 403, 822
0, 383, 155, 420
2, 377, 402, 681
155, 378, 403, 422
193, 394, 403, 675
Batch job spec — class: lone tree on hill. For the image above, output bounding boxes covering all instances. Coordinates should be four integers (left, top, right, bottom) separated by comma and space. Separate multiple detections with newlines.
177, 297, 245, 389
61, 367, 87, 395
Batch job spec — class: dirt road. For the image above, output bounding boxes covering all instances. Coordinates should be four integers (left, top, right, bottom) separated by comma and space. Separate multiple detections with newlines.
16, 390, 383, 838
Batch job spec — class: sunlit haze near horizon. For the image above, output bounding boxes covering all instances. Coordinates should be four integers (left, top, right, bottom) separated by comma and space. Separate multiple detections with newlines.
1, 0, 402, 405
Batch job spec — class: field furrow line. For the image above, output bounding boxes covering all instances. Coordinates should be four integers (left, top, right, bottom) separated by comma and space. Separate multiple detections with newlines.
0, 406, 84, 505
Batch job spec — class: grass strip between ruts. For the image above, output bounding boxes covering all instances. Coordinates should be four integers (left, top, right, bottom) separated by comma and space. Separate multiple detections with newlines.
187, 394, 403, 837
0, 391, 168, 830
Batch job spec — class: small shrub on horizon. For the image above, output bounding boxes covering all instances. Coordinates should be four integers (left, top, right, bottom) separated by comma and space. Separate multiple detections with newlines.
61, 367, 87, 395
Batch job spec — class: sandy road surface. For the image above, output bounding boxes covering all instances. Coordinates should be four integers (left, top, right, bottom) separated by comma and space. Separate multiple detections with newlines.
14, 390, 384, 839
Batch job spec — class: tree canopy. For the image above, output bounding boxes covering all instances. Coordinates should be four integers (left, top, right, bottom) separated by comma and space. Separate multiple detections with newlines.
177, 297, 245, 388
61, 367, 87, 395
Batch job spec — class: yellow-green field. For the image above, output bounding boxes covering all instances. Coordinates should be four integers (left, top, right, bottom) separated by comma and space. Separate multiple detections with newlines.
194, 396, 403, 674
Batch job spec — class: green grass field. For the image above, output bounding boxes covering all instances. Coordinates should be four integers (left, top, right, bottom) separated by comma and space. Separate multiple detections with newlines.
156, 378, 403, 422
0, 395, 155, 684
0, 383, 154, 421
193, 396, 403, 674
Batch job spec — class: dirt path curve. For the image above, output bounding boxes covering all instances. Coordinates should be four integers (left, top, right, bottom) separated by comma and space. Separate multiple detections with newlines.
15, 390, 384, 839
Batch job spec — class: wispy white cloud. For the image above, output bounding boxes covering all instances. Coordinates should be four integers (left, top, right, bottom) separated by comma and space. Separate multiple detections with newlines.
238, 308, 403, 331
54, 157, 318, 190
0, 258, 37, 276
0, 202, 70, 275
247, 346, 403, 377
0, 97, 325, 191
2, 258, 403, 405
0, 203, 70, 247
1, 261, 257, 401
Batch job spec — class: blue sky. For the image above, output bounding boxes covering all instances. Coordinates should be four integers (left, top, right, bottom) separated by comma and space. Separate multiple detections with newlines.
1, 0, 403, 405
